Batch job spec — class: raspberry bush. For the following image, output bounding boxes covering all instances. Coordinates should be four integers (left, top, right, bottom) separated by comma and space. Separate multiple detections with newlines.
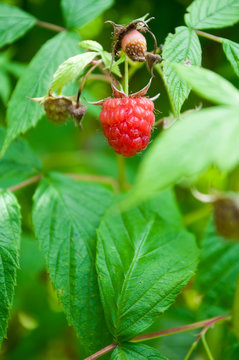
1, 1, 239, 359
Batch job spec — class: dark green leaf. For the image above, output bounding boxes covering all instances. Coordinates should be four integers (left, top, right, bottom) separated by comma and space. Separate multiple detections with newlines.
61, 0, 114, 29
0, 126, 41, 189
223, 39, 239, 78
111, 343, 168, 360
0, 190, 21, 344
0, 4, 36, 49
97, 195, 198, 341
196, 220, 239, 317
161, 26, 201, 116
185, 0, 239, 29
32, 172, 113, 357
172, 63, 239, 105
129, 106, 239, 204
0, 71, 11, 105
1, 31, 80, 156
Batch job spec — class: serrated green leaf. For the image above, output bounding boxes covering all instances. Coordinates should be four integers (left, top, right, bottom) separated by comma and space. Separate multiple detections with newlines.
161, 26, 201, 116
196, 220, 239, 317
50, 51, 97, 92
96, 195, 198, 341
129, 106, 239, 204
0, 31, 80, 156
111, 343, 168, 360
79, 40, 103, 52
172, 63, 239, 105
0, 4, 36, 49
222, 39, 239, 78
32, 172, 113, 357
0, 126, 41, 189
61, 0, 114, 29
185, 0, 239, 29
0, 190, 21, 344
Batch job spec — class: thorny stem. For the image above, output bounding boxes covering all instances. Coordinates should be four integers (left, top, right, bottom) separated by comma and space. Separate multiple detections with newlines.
84, 344, 117, 360
131, 315, 230, 342
36, 20, 66, 33
194, 30, 223, 44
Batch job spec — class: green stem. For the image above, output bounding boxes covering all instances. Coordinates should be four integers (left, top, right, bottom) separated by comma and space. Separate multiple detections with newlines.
124, 56, 129, 96
194, 30, 222, 44
233, 274, 239, 339
202, 334, 214, 360
117, 155, 130, 192
36, 20, 66, 33
184, 341, 197, 360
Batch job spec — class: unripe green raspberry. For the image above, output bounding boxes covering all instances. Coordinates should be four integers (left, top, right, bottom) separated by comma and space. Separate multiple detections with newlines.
44, 96, 72, 124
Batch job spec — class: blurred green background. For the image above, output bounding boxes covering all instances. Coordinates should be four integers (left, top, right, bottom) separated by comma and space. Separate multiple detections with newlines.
1, 0, 239, 359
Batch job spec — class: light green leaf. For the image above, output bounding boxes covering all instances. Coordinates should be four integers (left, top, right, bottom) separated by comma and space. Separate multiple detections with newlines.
196, 220, 239, 317
100, 50, 122, 77
185, 0, 239, 29
61, 0, 114, 29
0, 3, 36, 49
97, 195, 198, 341
130, 106, 239, 204
1, 31, 80, 156
0, 190, 21, 345
222, 39, 239, 78
161, 26, 201, 116
79, 40, 103, 52
172, 63, 239, 105
50, 51, 97, 92
111, 343, 168, 360
32, 172, 113, 357
0, 126, 41, 189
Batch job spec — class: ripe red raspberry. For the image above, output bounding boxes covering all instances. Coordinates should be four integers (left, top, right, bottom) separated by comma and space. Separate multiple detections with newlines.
99, 97, 155, 157
121, 29, 147, 61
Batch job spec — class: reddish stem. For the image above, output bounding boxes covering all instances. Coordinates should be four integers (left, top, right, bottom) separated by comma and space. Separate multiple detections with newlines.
7, 174, 42, 192
84, 344, 117, 360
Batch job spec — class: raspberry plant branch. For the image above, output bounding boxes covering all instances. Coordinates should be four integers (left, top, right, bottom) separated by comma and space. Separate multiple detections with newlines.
7, 174, 43, 192
84, 344, 117, 360
124, 55, 129, 96
194, 30, 222, 44
36, 20, 66, 33
201, 334, 214, 360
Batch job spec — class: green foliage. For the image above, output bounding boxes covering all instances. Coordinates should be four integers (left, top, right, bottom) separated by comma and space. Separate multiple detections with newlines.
0, 71, 11, 106
0, 190, 21, 345
50, 51, 97, 92
1, 31, 80, 156
61, 0, 114, 29
185, 0, 239, 29
196, 221, 239, 317
172, 63, 239, 105
79, 40, 103, 52
0, 3, 36, 49
130, 106, 239, 203
110, 343, 168, 360
161, 26, 201, 116
0, 126, 41, 189
32, 172, 113, 357
223, 39, 239, 78
96, 194, 198, 341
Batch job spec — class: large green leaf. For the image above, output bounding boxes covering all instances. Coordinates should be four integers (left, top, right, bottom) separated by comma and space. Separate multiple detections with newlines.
111, 343, 168, 360
0, 71, 11, 106
185, 0, 239, 29
0, 190, 21, 344
222, 39, 239, 78
161, 26, 201, 116
50, 51, 97, 92
32, 172, 113, 357
196, 220, 239, 317
129, 106, 239, 204
172, 63, 239, 105
0, 4, 36, 49
1, 31, 80, 156
61, 0, 114, 29
0, 126, 41, 189
96, 195, 198, 341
